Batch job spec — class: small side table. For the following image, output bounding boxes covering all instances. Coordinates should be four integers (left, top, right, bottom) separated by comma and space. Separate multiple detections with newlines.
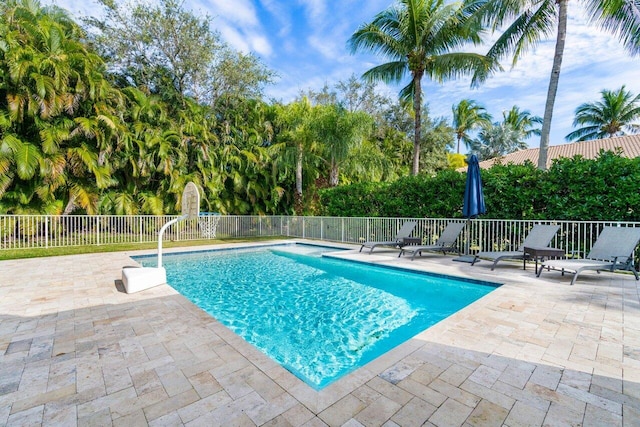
524, 246, 565, 274
401, 237, 421, 246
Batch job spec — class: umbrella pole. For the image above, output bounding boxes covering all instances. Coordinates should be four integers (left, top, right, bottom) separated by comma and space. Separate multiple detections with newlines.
465, 218, 471, 255
453, 218, 477, 263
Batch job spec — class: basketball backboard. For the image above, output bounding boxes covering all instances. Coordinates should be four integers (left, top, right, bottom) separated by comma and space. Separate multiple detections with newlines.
181, 182, 200, 219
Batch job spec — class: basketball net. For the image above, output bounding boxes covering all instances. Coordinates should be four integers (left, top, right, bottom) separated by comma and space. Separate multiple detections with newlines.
198, 213, 220, 238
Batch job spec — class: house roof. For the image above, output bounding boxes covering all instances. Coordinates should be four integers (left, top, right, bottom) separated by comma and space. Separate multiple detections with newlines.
473, 134, 640, 169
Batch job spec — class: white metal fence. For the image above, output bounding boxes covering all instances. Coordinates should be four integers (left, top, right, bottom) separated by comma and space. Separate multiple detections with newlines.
1, 215, 639, 261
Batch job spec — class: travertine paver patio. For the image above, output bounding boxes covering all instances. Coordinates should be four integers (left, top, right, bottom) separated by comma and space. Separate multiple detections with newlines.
1, 240, 640, 426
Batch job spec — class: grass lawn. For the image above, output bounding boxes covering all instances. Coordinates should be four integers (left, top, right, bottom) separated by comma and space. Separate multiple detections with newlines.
0, 236, 290, 261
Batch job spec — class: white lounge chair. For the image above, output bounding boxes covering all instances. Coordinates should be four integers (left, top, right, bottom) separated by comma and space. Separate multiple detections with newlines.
399, 222, 466, 260
538, 226, 640, 285
471, 224, 560, 270
359, 221, 418, 254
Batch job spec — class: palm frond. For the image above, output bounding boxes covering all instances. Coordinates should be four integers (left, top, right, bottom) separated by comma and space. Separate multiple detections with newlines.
486, 0, 557, 65
362, 61, 408, 84
586, 0, 640, 55
565, 125, 601, 142
429, 52, 500, 85
15, 141, 42, 180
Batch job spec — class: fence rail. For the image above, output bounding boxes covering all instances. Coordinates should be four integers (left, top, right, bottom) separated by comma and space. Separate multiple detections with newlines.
2, 215, 639, 262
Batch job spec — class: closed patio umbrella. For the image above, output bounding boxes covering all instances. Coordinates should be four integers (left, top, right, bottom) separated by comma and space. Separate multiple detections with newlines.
455, 155, 485, 262
462, 154, 486, 219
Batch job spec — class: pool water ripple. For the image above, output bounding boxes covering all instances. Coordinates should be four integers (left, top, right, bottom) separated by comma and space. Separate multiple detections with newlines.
139, 245, 497, 388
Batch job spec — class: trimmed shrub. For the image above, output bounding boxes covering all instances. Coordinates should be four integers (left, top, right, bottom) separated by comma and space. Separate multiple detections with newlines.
318, 151, 640, 221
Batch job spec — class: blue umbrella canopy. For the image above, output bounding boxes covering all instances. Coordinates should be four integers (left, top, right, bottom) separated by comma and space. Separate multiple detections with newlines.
462, 155, 486, 218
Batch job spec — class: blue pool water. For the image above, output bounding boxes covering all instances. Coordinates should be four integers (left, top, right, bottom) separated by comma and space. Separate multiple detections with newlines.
135, 244, 499, 389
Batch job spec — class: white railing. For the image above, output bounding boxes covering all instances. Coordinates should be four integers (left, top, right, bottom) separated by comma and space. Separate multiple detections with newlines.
1, 215, 639, 260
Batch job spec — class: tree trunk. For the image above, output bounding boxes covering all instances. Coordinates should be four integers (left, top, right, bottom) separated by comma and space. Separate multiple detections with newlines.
295, 143, 303, 198
329, 159, 339, 186
537, 0, 568, 170
63, 195, 76, 215
412, 74, 423, 176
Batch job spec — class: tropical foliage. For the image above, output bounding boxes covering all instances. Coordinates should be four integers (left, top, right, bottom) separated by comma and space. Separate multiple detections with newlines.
348, 0, 498, 175
1, 0, 638, 217
566, 86, 640, 141
469, 124, 529, 160
0, 0, 461, 215
502, 106, 543, 139
476, 0, 640, 169
467, 107, 541, 160
0, 0, 120, 214
452, 99, 492, 154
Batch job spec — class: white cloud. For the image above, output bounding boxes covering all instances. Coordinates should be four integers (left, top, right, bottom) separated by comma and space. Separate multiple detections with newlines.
43, 0, 99, 18
217, 24, 272, 57
206, 0, 259, 26
308, 35, 342, 61
189, 0, 274, 57
300, 0, 327, 27
250, 35, 273, 57
217, 25, 252, 53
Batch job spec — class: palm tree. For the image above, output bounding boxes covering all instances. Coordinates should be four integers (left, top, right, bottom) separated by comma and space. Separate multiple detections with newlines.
478, 0, 640, 169
310, 105, 372, 186
452, 99, 492, 153
1, 0, 122, 214
272, 98, 322, 211
467, 106, 538, 159
566, 86, 640, 141
348, 0, 498, 175
341, 140, 393, 184
502, 106, 542, 139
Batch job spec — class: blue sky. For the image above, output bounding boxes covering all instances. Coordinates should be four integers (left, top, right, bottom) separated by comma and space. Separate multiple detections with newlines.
46, 0, 640, 149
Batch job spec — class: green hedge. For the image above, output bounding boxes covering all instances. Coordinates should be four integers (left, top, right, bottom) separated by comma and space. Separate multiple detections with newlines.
318, 151, 640, 221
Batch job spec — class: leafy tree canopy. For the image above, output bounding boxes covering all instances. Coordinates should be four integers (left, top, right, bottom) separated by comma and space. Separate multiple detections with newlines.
85, 0, 276, 106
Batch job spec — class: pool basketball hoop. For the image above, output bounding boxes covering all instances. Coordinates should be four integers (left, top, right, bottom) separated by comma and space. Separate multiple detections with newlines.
181, 182, 200, 219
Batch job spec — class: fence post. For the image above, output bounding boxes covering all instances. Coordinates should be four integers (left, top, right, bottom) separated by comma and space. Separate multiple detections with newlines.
95, 216, 100, 246
45, 216, 49, 249
366, 219, 370, 243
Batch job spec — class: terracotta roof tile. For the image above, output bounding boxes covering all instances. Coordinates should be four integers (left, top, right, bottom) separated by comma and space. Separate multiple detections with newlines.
473, 135, 640, 169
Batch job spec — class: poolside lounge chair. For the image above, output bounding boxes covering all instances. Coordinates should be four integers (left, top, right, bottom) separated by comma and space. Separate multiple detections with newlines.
471, 224, 560, 270
359, 221, 418, 254
538, 226, 640, 285
399, 222, 466, 260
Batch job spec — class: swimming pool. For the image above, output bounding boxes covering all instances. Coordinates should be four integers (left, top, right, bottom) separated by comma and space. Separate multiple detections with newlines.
135, 244, 499, 389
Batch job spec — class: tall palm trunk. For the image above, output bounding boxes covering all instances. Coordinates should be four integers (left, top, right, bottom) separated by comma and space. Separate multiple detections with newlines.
295, 142, 303, 197
412, 73, 423, 176
294, 145, 304, 213
537, 0, 568, 170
